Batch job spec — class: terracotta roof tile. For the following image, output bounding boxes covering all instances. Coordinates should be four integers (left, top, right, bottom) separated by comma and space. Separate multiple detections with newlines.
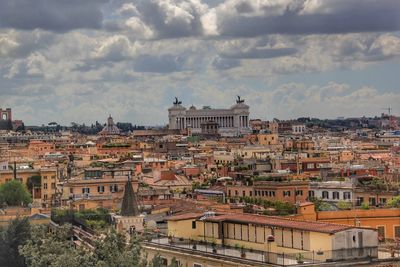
201, 213, 352, 234
168, 213, 203, 221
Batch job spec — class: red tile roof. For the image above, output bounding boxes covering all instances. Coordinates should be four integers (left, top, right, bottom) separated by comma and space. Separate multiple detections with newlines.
168, 213, 203, 221
201, 213, 352, 234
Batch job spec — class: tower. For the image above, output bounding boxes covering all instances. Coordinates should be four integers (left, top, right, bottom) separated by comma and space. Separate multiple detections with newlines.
113, 173, 144, 233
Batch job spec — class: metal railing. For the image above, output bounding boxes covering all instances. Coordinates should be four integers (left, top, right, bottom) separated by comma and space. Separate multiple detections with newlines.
144, 234, 379, 266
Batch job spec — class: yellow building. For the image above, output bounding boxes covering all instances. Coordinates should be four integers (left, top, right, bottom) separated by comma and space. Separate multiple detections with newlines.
152, 212, 379, 265
0, 167, 59, 207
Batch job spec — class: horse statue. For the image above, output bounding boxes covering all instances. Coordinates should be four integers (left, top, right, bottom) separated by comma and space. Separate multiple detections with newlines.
236, 95, 245, 104
174, 97, 182, 105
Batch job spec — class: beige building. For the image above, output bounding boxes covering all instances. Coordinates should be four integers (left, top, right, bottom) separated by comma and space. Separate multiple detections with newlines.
257, 133, 279, 146
155, 212, 378, 265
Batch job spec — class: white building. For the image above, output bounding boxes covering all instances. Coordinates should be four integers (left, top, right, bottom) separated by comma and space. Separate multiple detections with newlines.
168, 97, 251, 136
292, 123, 306, 134
309, 181, 353, 204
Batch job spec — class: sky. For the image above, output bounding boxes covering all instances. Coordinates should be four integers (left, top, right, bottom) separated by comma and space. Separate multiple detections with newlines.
0, 0, 399, 126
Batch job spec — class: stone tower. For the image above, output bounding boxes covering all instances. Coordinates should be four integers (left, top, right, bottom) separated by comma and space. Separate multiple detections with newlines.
121, 175, 139, 216
114, 173, 144, 233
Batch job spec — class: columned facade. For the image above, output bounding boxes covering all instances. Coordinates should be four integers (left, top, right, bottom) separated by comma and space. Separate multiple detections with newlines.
168, 98, 251, 136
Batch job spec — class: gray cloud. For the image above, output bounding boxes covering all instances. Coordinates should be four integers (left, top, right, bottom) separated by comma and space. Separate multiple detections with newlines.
220, 47, 297, 59
213, 0, 400, 37
212, 56, 240, 70
0, 0, 107, 32
133, 54, 186, 73
126, 0, 208, 39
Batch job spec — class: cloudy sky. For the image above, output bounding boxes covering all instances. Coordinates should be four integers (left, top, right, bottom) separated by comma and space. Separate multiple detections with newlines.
0, 0, 399, 126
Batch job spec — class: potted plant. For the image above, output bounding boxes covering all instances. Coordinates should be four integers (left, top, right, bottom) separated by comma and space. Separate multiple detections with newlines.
212, 241, 217, 253
241, 246, 246, 258
316, 249, 324, 256
168, 235, 174, 244
296, 253, 304, 264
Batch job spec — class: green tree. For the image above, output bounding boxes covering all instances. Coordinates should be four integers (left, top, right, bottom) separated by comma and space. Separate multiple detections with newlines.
19, 224, 96, 267
0, 217, 31, 267
388, 196, 400, 207
91, 229, 147, 267
0, 180, 32, 206
360, 202, 370, 210
336, 200, 352, 210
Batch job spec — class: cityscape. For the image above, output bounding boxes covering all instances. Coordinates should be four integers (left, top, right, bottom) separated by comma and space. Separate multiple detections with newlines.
1, 1, 400, 267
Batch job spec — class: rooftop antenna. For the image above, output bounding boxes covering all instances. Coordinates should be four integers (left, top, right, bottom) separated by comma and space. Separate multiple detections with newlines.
382, 107, 392, 115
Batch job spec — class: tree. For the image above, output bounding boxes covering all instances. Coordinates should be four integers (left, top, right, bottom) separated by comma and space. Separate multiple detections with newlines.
388, 196, 400, 207
93, 230, 146, 267
336, 200, 352, 210
0, 180, 32, 207
0, 217, 31, 267
19, 224, 95, 267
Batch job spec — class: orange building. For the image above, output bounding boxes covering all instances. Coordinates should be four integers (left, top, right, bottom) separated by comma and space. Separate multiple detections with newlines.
295, 203, 400, 241
28, 140, 56, 158
227, 181, 309, 204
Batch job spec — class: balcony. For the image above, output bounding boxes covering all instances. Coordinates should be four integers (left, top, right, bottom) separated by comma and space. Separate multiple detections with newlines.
144, 235, 378, 266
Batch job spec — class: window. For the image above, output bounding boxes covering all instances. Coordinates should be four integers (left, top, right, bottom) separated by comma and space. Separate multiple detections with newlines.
192, 221, 196, 229
249, 191, 252, 197
110, 185, 118, 193
82, 187, 90, 194
271, 191, 276, 197
332, 191, 339, 200
51, 175, 56, 179
44, 194, 48, 200
43, 183, 48, 189
343, 192, 351, 200
379, 198, 387, 204
51, 183, 56, 189
242, 190, 246, 197
228, 190, 231, 196
377, 226, 385, 241
283, 191, 291, 197
235, 190, 238, 196
43, 176, 48, 180
98, 186, 105, 193
369, 197, 376, 206
262, 191, 265, 197
193, 264, 202, 267
309, 190, 315, 198
322, 191, 329, 199
69, 188, 73, 194
356, 197, 364, 206
307, 163, 315, 169
296, 190, 303, 196
395, 226, 400, 239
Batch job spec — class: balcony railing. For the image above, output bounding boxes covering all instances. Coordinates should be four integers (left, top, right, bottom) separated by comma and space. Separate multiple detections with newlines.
143, 235, 379, 266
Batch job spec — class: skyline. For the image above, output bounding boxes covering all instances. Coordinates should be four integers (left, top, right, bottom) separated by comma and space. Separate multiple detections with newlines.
0, 0, 399, 125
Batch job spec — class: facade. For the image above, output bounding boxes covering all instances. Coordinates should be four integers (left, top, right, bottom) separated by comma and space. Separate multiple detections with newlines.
159, 212, 378, 265
309, 181, 353, 204
168, 97, 251, 136
63, 168, 139, 210
227, 181, 309, 204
